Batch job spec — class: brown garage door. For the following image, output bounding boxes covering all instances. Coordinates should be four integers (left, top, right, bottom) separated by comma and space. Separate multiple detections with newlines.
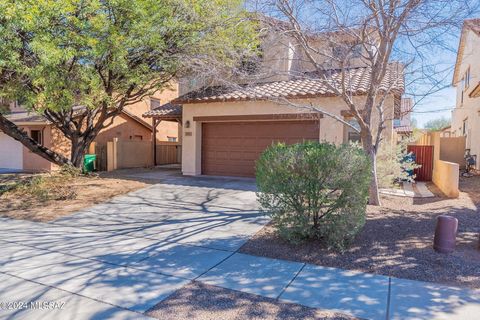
202, 120, 319, 177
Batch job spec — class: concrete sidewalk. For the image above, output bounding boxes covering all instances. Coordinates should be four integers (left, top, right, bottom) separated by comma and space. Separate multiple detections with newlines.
0, 173, 478, 319
380, 182, 435, 198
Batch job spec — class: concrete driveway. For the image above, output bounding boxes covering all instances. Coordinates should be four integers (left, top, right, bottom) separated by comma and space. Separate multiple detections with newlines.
2, 169, 479, 320
0, 170, 270, 319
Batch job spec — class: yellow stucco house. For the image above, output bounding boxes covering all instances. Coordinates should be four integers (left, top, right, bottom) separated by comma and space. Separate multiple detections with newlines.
145, 28, 405, 177
450, 18, 480, 171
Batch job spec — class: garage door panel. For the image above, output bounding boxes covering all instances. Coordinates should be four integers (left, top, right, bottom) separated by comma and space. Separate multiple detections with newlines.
202, 121, 319, 177
0, 132, 23, 171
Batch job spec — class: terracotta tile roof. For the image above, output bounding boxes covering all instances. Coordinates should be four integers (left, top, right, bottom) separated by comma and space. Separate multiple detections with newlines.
143, 103, 182, 119
173, 64, 404, 104
395, 125, 413, 133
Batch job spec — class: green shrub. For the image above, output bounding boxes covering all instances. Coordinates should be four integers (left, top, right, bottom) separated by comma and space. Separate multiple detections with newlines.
255, 141, 371, 251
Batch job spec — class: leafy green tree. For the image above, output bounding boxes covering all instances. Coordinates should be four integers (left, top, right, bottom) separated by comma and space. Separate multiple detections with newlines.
424, 117, 451, 131
0, 0, 257, 167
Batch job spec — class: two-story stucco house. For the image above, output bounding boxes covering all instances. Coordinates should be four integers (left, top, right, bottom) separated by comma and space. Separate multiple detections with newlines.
0, 85, 179, 172
144, 23, 405, 178
451, 18, 480, 170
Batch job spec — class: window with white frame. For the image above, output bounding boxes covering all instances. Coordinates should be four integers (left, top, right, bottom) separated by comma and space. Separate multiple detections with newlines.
464, 67, 471, 90
346, 119, 361, 143
463, 118, 468, 136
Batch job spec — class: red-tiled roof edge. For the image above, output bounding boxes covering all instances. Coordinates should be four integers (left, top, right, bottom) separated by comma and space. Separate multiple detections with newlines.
172, 65, 404, 105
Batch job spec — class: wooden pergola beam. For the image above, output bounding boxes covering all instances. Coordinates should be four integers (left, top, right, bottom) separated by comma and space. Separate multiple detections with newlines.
152, 118, 161, 166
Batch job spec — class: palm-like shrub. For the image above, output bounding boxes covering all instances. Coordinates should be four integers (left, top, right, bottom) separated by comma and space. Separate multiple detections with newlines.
256, 141, 371, 251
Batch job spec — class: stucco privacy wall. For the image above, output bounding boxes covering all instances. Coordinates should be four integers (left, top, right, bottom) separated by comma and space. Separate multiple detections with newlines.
107, 139, 153, 171
432, 160, 460, 198
181, 95, 395, 176
440, 136, 466, 167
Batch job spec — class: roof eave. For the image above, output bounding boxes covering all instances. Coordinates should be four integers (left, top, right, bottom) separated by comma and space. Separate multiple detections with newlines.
469, 82, 480, 98
172, 89, 402, 105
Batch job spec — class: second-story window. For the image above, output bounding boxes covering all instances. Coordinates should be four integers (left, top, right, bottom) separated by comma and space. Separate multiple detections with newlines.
150, 98, 160, 110
464, 67, 470, 90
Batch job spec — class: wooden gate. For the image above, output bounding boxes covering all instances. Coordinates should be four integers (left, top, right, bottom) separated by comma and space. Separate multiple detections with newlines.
407, 145, 434, 181
156, 143, 181, 165
95, 144, 108, 171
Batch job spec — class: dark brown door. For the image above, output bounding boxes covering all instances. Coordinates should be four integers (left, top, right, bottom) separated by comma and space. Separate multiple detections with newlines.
202, 120, 319, 177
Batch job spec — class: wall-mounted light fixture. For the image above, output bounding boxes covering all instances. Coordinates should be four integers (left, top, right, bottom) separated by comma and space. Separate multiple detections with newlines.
184, 120, 191, 128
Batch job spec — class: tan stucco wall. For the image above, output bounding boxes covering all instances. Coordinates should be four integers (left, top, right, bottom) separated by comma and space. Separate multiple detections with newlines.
451, 28, 480, 169
440, 136, 466, 167
154, 120, 180, 142
125, 83, 179, 141
96, 113, 152, 145
124, 82, 179, 118
181, 96, 395, 176
21, 125, 53, 172
432, 160, 460, 198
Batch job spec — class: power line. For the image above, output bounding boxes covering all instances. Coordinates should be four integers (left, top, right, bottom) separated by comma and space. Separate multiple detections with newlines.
412, 108, 454, 113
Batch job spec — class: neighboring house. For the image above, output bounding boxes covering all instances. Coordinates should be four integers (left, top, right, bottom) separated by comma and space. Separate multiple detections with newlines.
451, 18, 480, 170
440, 125, 453, 137
145, 27, 405, 178
0, 108, 151, 172
0, 87, 179, 172
394, 97, 414, 141
125, 83, 179, 142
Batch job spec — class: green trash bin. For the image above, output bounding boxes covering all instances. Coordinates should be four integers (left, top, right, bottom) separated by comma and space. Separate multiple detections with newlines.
83, 154, 96, 173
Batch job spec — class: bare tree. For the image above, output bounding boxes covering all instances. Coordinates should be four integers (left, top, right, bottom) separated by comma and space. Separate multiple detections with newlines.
248, 0, 477, 205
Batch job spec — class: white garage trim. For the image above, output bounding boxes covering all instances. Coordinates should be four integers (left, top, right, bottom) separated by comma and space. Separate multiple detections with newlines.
0, 132, 23, 171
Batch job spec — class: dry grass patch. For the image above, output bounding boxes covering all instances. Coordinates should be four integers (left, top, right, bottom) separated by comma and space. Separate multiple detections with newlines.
0, 169, 151, 222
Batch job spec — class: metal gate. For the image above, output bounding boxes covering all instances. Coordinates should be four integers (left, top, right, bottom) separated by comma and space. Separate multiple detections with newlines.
407, 145, 434, 181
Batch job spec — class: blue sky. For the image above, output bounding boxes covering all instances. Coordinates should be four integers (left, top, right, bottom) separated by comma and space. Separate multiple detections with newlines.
246, 0, 479, 129
411, 87, 456, 128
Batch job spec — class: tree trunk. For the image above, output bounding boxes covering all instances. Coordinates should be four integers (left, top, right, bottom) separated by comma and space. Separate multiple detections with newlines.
367, 148, 381, 206
362, 133, 381, 206
70, 137, 90, 168
0, 114, 72, 167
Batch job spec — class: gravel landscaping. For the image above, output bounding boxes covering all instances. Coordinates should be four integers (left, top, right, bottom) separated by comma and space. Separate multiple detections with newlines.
240, 176, 480, 289
146, 281, 356, 320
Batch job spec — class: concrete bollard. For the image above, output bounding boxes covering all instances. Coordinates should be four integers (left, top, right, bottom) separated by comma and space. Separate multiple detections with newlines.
433, 215, 458, 253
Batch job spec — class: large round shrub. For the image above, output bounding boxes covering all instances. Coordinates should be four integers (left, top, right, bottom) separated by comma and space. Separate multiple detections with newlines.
255, 141, 371, 251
